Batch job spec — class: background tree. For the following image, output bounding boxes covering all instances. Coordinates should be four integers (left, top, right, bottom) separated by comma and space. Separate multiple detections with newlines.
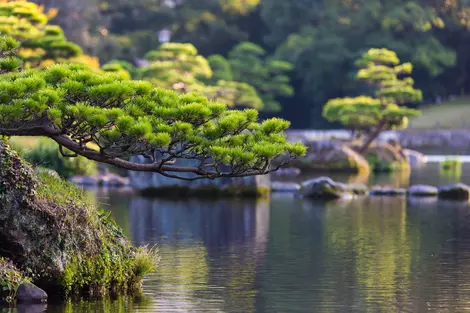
29, 0, 470, 129
323, 48, 422, 153
0, 0, 99, 68
265, 0, 455, 127
225, 42, 294, 112
0, 36, 306, 180
134, 42, 263, 109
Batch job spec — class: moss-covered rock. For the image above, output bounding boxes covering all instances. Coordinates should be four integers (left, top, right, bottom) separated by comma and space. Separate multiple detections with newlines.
299, 177, 366, 200
0, 143, 157, 301
356, 142, 409, 173
288, 140, 370, 175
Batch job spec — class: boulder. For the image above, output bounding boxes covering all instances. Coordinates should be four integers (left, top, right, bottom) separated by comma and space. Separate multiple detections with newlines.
359, 142, 409, 173
369, 187, 407, 196
16, 282, 47, 303
271, 182, 301, 193
288, 140, 370, 174
408, 185, 438, 197
0, 143, 154, 299
299, 177, 351, 200
438, 183, 470, 201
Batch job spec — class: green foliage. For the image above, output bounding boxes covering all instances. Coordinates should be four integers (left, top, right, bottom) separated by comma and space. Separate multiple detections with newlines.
0, 258, 29, 304
440, 158, 462, 172
207, 54, 233, 82
134, 42, 265, 110
323, 48, 422, 138
0, 36, 305, 179
10, 137, 97, 179
133, 246, 160, 277
0, 1, 83, 67
212, 42, 295, 112
94, 0, 262, 62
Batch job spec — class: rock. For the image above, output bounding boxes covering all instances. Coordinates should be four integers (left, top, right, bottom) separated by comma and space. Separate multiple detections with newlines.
0, 143, 150, 299
404, 149, 427, 167
299, 177, 351, 200
369, 187, 407, 196
129, 155, 270, 197
288, 140, 370, 174
408, 185, 438, 197
438, 183, 470, 201
16, 282, 47, 303
358, 142, 409, 173
271, 182, 301, 193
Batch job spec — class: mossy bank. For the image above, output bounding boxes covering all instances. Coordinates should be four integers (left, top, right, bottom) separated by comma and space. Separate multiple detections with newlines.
0, 142, 158, 304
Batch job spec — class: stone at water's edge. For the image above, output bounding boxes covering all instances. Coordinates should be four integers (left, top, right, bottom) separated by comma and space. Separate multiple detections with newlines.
0, 143, 150, 301
283, 139, 370, 175
129, 155, 270, 197
408, 185, 438, 197
300, 177, 350, 200
438, 183, 470, 201
16, 282, 47, 303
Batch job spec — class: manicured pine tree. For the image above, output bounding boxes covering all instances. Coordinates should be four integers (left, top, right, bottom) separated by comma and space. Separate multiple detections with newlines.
0, 0, 98, 68
0, 35, 306, 180
323, 48, 422, 153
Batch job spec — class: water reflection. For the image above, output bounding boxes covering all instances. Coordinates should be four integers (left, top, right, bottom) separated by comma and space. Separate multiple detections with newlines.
10, 175, 470, 312
129, 197, 270, 312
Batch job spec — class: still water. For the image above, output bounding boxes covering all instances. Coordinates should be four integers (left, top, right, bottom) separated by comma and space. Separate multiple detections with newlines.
9, 164, 470, 313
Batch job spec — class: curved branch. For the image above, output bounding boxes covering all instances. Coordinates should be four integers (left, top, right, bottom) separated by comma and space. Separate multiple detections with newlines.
59, 144, 77, 158
50, 134, 292, 180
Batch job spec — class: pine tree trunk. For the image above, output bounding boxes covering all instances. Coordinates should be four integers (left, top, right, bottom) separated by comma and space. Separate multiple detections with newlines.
358, 119, 386, 154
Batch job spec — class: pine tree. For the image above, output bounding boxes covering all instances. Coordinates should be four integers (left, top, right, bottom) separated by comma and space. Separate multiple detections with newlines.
135, 42, 263, 109
323, 48, 422, 153
0, 36, 306, 180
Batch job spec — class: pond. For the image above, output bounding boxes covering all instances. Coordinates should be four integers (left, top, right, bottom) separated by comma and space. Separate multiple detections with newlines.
7, 163, 470, 313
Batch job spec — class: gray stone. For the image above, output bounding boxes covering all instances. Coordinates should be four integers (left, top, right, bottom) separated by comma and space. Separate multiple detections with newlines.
271, 182, 301, 193
299, 177, 350, 200
16, 282, 47, 303
369, 187, 407, 196
438, 183, 470, 201
285, 140, 370, 174
408, 185, 438, 197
